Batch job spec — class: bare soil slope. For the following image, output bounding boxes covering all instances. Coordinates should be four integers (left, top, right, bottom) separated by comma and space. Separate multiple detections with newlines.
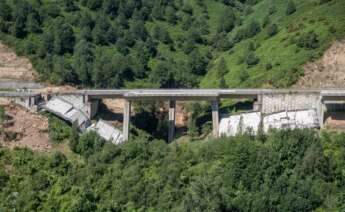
0, 42, 37, 81
296, 39, 345, 88
0, 105, 50, 151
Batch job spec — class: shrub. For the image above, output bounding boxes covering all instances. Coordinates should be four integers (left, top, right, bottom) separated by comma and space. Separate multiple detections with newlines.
48, 115, 72, 143
246, 52, 260, 67
239, 70, 249, 82
266, 63, 273, 70
297, 32, 320, 49
267, 24, 278, 37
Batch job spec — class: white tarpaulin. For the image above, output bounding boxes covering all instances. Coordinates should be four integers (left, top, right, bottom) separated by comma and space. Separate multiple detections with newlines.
219, 112, 261, 136
263, 109, 319, 132
219, 109, 319, 137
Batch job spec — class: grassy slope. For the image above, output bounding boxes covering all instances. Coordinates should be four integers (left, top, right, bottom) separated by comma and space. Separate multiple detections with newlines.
200, 0, 345, 88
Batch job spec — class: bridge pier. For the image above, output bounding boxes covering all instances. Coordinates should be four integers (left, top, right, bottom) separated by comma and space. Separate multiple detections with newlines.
84, 95, 99, 119
168, 100, 176, 143
211, 100, 219, 138
123, 99, 131, 141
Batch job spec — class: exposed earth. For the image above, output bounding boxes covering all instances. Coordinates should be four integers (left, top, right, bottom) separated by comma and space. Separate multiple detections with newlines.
296, 39, 345, 88
0, 42, 37, 81
0, 104, 50, 151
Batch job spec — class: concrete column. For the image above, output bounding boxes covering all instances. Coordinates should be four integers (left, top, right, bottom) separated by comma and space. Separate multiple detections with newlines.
253, 94, 263, 112
319, 99, 325, 128
211, 100, 219, 138
123, 99, 131, 141
168, 100, 176, 143
84, 95, 99, 119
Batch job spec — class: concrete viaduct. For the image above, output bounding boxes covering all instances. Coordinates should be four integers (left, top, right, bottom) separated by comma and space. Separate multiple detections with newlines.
1, 89, 345, 142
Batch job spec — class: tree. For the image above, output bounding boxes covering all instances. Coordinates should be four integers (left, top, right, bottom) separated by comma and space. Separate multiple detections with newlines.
11, 1, 31, 38
246, 21, 261, 38
151, 60, 176, 88
217, 7, 236, 33
165, 6, 177, 24
286, 1, 296, 15
239, 69, 249, 82
297, 32, 319, 49
152, 2, 164, 20
103, 0, 118, 18
86, 0, 102, 10
63, 0, 78, 12
189, 49, 208, 75
92, 53, 125, 88
92, 15, 111, 45
267, 24, 278, 37
53, 56, 78, 84
26, 13, 41, 33
130, 20, 147, 41
246, 52, 260, 67
54, 22, 75, 54
38, 28, 55, 57
73, 40, 94, 85
0, 1, 12, 21
217, 57, 229, 88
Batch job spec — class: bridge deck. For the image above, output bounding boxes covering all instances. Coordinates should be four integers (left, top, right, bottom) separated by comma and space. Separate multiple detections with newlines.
79, 89, 325, 100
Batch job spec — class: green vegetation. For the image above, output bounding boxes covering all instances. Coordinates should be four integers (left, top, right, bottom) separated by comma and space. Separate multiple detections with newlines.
0, 106, 5, 124
0, 0, 344, 89
0, 129, 345, 211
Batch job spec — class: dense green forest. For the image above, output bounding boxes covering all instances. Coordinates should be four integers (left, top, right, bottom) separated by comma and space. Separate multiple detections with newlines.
1, 129, 345, 211
0, 0, 344, 88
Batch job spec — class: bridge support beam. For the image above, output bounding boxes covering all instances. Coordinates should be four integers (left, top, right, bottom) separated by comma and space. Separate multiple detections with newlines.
168, 100, 176, 143
123, 99, 131, 141
211, 100, 219, 138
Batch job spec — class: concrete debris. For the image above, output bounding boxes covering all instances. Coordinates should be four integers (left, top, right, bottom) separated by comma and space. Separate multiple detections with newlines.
43, 97, 90, 131
219, 109, 319, 137
88, 119, 124, 144
44, 97, 124, 144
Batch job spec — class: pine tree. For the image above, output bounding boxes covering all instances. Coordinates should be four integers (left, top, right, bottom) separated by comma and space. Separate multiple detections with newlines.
0, 1, 12, 21
217, 7, 236, 33
26, 13, 41, 33
54, 23, 75, 54
73, 40, 94, 85
217, 58, 229, 88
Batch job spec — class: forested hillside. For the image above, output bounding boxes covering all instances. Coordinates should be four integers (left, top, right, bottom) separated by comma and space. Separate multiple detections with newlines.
1, 129, 345, 211
0, 0, 344, 88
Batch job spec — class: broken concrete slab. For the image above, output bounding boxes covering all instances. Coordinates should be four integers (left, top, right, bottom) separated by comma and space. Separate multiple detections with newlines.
88, 119, 124, 144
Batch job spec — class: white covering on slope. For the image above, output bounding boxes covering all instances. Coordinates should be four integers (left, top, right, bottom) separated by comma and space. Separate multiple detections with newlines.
219, 112, 261, 136
219, 109, 319, 137
263, 109, 319, 132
